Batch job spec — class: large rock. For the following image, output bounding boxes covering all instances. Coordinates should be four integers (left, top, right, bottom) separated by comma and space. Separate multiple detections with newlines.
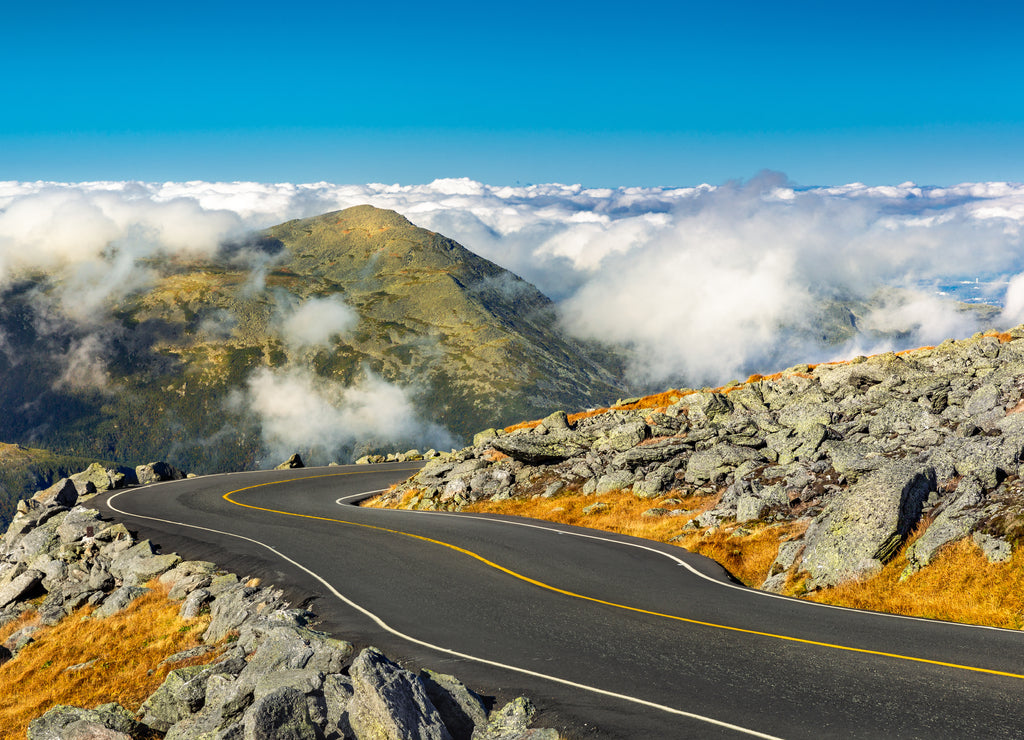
140, 664, 211, 731
28, 703, 142, 740
135, 461, 186, 485
420, 669, 488, 740
800, 461, 936, 588
32, 478, 81, 508
904, 477, 987, 573
473, 697, 558, 740
348, 647, 453, 740
490, 432, 591, 465
0, 569, 44, 609
243, 686, 320, 740
275, 453, 305, 470
109, 540, 181, 585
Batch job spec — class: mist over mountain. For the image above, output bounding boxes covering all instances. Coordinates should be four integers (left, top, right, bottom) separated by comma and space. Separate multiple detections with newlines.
2, 175, 1022, 390
0, 206, 627, 473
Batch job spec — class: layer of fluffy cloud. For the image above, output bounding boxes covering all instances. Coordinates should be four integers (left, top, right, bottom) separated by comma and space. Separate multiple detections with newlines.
240, 366, 456, 465
279, 296, 359, 350
4, 174, 1024, 388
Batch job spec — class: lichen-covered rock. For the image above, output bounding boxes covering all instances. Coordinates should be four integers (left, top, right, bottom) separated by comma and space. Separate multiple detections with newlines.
800, 461, 935, 588
348, 647, 453, 740
140, 664, 212, 731
490, 431, 592, 464
28, 703, 142, 740
973, 532, 1013, 563
904, 477, 987, 574
420, 669, 488, 740
472, 697, 558, 740
135, 461, 186, 485
93, 585, 151, 618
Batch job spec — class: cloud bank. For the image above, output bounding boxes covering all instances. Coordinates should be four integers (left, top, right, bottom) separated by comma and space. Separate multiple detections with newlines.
239, 367, 456, 465
3, 172, 1024, 396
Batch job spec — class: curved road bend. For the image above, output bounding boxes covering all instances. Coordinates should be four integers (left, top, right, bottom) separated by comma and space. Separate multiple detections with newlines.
92, 465, 1024, 739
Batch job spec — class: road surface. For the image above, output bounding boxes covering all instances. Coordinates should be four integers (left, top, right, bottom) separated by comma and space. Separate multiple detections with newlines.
92, 464, 1024, 739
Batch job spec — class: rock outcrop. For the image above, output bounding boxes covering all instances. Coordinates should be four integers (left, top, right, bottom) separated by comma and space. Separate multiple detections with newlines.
1, 466, 557, 740
380, 330, 1024, 590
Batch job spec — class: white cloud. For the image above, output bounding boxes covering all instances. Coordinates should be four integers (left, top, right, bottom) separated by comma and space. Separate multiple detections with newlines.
280, 296, 359, 349
243, 366, 456, 465
3, 174, 1024, 389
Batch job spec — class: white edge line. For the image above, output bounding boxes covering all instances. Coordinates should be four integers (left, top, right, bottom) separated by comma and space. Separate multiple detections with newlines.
105, 485, 783, 740
337, 492, 1024, 635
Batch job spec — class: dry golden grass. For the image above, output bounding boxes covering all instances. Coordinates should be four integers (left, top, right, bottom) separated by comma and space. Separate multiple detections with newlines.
464, 490, 797, 588
806, 535, 1024, 629
0, 582, 220, 736
465, 491, 1023, 629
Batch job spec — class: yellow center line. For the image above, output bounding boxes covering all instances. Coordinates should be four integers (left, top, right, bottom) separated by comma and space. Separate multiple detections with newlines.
224, 473, 1024, 681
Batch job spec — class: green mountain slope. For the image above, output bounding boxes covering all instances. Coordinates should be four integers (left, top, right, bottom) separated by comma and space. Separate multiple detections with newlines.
0, 206, 629, 479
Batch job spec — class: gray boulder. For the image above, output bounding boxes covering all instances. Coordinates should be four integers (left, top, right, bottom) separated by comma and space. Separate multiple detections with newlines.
472, 697, 557, 740
275, 454, 305, 470
800, 461, 935, 588
904, 477, 987, 573
348, 647, 453, 740
973, 532, 1013, 563
0, 569, 44, 609
594, 470, 635, 494
28, 703, 142, 740
93, 585, 151, 618
243, 686, 320, 740
109, 539, 181, 585
140, 664, 212, 731
490, 431, 591, 464
421, 670, 488, 740
136, 461, 186, 485
32, 478, 81, 508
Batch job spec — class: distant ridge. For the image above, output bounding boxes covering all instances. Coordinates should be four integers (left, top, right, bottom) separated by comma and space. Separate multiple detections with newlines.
0, 206, 629, 491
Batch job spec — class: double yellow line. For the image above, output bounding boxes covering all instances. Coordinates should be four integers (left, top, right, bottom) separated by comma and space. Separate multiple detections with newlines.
224, 472, 1024, 681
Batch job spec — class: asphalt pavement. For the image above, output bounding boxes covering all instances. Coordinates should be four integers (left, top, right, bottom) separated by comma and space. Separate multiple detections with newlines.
91, 465, 1024, 739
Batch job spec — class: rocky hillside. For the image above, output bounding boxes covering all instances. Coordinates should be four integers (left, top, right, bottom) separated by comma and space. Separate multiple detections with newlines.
0, 444, 122, 527
0, 471, 557, 739
0, 205, 627, 478
378, 329, 1024, 596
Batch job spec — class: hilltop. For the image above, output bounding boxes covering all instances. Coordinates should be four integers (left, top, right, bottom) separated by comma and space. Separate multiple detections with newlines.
0, 206, 628, 500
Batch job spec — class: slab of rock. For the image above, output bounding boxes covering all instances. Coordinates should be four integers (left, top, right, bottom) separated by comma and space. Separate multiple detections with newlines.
973, 532, 1013, 563
93, 585, 151, 618
904, 477, 986, 573
135, 461, 186, 485
0, 569, 45, 609
800, 460, 935, 588
28, 703, 142, 740
490, 432, 591, 464
348, 647, 453, 740
276, 453, 305, 470
32, 478, 80, 508
420, 669, 488, 740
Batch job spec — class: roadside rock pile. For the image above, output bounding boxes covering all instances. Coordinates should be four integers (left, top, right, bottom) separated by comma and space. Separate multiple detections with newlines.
1, 469, 556, 739
380, 330, 1024, 591
356, 449, 445, 465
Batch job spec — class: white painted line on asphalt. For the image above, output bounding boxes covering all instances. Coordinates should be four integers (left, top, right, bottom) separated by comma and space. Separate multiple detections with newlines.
107, 484, 782, 739
337, 492, 1024, 634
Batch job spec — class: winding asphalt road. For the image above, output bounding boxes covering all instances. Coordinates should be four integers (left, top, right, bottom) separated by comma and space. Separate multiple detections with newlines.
91, 464, 1024, 739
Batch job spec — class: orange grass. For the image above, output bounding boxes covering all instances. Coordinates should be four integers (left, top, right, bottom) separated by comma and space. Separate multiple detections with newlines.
806, 537, 1024, 629
463, 490, 795, 587
464, 491, 1023, 628
0, 582, 220, 736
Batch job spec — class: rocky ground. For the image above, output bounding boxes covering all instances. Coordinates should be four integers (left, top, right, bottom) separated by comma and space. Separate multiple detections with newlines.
1, 470, 557, 739
376, 329, 1024, 594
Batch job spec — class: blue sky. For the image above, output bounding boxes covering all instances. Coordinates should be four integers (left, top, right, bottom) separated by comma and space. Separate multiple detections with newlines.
2, 0, 1022, 187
